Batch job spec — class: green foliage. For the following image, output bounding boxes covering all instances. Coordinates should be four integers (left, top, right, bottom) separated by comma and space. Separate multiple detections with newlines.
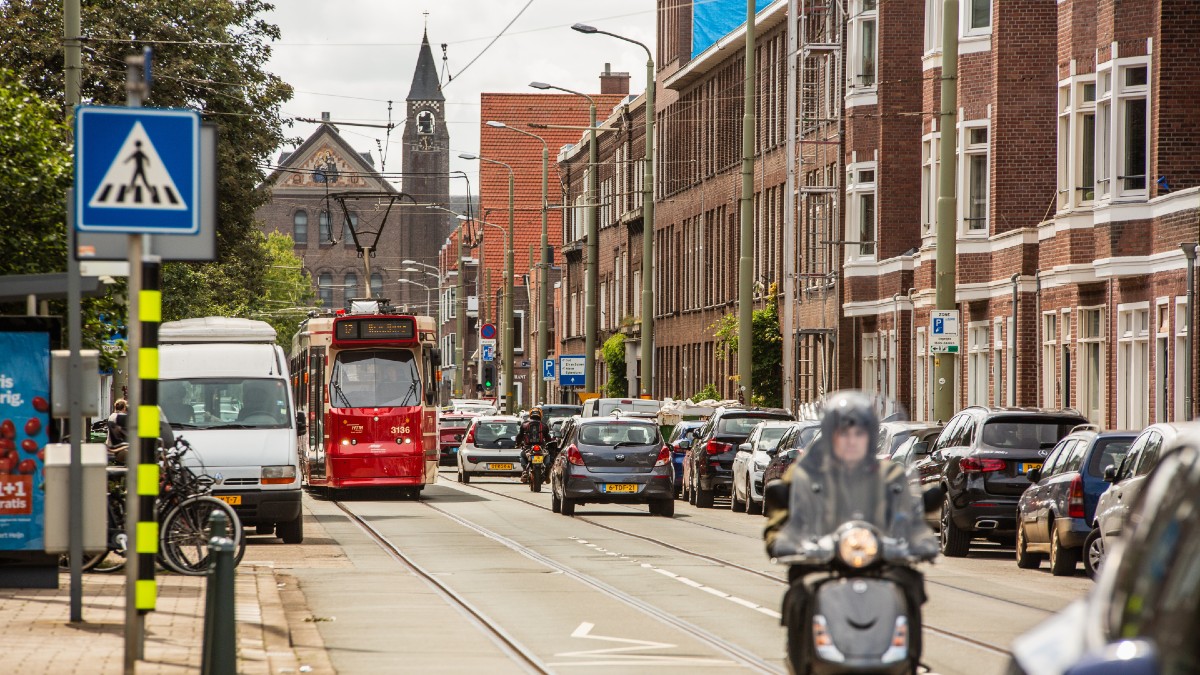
690, 383, 721, 403
257, 232, 313, 346
709, 285, 784, 407
601, 333, 628, 398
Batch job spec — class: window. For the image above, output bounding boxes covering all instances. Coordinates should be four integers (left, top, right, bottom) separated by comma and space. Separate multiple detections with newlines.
343, 212, 358, 244
848, 0, 878, 91
967, 0, 991, 32
962, 125, 989, 233
862, 333, 880, 394
317, 273, 333, 307
1121, 68, 1149, 192
371, 273, 383, 298
512, 311, 526, 353
160, 378, 290, 429
993, 320, 1005, 406
1061, 309, 1073, 409
846, 162, 877, 259
1118, 306, 1151, 430
1096, 61, 1150, 200
344, 272, 358, 299
1176, 299, 1189, 421
443, 286, 457, 319
1096, 69, 1113, 199
293, 210, 308, 245
1079, 307, 1106, 425
417, 110, 434, 135
915, 329, 930, 422
921, 135, 939, 234
319, 210, 331, 243
968, 323, 989, 406
924, 0, 943, 55
1043, 313, 1058, 408
330, 350, 421, 408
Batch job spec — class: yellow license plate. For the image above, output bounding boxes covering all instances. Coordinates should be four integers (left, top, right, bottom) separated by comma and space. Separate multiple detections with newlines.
214, 495, 242, 506
532, 455, 544, 464
604, 484, 637, 493
1021, 463, 1042, 474
489, 463, 514, 471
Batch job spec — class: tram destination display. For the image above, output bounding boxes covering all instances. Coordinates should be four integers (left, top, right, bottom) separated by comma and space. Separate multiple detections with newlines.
335, 317, 416, 342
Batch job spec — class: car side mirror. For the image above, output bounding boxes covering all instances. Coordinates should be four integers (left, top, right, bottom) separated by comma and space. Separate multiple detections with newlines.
295, 413, 307, 436
1103, 464, 1118, 482
1026, 468, 1042, 484
913, 442, 930, 456
738, 443, 751, 453
678, 439, 692, 450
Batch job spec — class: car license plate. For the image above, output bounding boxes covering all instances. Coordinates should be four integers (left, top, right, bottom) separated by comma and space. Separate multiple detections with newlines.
1020, 463, 1042, 475
532, 455, 544, 464
214, 495, 242, 506
604, 484, 637, 493
489, 463, 513, 471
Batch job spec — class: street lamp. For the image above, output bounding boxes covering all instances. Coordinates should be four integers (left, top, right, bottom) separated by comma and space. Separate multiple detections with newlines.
398, 278, 433, 317
572, 23, 656, 398
460, 152, 518, 414
485, 121, 552, 405
529, 81, 600, 395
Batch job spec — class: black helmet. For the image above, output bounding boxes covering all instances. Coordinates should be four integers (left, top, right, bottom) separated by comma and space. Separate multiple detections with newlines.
818, 390, 879, 441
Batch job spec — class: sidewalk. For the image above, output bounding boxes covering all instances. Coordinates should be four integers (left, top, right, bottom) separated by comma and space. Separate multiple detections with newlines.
0, 557, 334, 674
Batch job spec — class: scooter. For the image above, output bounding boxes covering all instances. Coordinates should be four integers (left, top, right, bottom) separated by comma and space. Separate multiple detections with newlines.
527, 444, 546, 493
776, 521, 928, 675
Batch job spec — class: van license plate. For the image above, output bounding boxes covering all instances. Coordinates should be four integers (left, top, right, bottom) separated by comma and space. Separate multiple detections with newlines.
214, 495, 242, 506
604, 484, 637, 493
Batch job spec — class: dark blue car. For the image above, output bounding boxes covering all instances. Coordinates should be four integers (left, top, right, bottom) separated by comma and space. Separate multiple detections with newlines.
1016, 428, 1136, 577
666, 421, 704, 498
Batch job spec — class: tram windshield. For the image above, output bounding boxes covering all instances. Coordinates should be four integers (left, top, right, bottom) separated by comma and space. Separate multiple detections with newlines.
330, 349, 422, 408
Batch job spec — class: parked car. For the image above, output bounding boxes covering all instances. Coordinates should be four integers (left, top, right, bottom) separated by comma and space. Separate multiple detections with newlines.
455, 416, 522, 483
759, 422, 823, 508
1016, 428, 1136, 576
1008, 423, 1200, 675
685, 406, 794, 508
549, 417, 674, 517
730, 421, 793, 515
666, 421, 705, 499
1093, 422, 1187, 570
889, 425, 944, 471
877, 421, 939, 460
438, 412, 477, 466
923, 406, 1088, 556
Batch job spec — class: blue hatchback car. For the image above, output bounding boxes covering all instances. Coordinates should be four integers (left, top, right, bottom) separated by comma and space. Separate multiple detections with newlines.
666, 421, 704, 498
1016, 428, 1136, 577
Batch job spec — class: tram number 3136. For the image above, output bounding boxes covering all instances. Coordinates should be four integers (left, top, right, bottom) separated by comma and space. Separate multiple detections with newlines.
391, 425, 412, 436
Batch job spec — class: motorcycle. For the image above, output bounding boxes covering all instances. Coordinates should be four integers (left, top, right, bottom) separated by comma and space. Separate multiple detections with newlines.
527, 444, 546, 493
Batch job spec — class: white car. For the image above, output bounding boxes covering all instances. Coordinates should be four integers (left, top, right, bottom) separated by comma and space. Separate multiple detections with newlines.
730, 421, 794, 515
1093, 422, 1185, 559
456, 416, 523, 483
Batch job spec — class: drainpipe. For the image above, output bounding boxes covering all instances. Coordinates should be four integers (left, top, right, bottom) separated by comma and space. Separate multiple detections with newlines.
908, 287, 917, 417
1182, 243, 1197, 420
893, 293, 901, 405
1035, 270, 1042, 407
1011, 273, 1019, 406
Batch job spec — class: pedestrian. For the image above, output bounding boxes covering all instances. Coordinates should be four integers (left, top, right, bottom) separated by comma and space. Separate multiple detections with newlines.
106, 399, 129, 463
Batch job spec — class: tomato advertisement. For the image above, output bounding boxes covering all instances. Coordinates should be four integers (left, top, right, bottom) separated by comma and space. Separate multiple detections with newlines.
0, 330, 50, 552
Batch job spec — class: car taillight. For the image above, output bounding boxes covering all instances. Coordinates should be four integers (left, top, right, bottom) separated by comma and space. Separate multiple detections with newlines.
706, 440, 732, 455
1068, 475, 1085, 519
464, 428, 475, 444
959, 457, 1006, 473
654, 446, 671, 467
567, 445, 584, 466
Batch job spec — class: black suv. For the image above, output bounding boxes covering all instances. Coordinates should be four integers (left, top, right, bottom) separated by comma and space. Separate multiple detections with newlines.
921, 406, 1087, 556
685, 406, 793, 508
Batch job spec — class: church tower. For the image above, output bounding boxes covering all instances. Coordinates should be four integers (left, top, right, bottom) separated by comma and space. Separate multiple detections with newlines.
400, 30, 450, 311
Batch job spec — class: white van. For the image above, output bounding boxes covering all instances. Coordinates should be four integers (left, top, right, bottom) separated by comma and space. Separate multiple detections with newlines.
158, 317, 303, 543
581, 398, 663, 418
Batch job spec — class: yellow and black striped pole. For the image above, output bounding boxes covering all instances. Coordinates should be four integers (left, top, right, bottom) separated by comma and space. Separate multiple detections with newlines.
135, 255, 161, 613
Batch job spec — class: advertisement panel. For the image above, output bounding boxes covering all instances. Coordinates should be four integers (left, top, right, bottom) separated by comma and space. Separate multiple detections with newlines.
692, 0, 772, 58
0, 330, 50, 552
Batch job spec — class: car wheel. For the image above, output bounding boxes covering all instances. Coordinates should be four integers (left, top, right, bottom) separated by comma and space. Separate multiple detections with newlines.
940, 495, 971, 558
747, 493, 763, 516
1015, 524, 1044, 569
687, 478, 697, 505
458, 466, 470, 484
551, 482, 562, 514
730, 479, 744, 512
1049, 527, 1079, 577
1083, 528, 1103, 579
561, 496, 576, 517
695, 487, 714, 509
656, 498, 675, 518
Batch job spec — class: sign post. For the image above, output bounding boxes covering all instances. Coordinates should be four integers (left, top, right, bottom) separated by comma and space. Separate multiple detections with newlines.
542, 358, 556, 382
930, 310, 961, 354
558, 355, 585, 387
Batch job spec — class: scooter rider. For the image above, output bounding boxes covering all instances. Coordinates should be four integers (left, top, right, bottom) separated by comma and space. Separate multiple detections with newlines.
517, 407, 551, 481
763, 391, 938, 666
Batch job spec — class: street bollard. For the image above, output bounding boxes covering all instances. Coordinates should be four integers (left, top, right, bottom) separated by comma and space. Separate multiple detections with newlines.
201, 510, 237, 675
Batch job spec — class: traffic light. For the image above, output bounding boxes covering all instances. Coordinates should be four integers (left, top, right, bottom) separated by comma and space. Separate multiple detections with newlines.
482, 363, 496, 393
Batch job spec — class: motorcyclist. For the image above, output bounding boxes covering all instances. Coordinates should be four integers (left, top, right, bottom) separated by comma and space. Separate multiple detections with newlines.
516, 407, 550, 482
763, 391, 937, 665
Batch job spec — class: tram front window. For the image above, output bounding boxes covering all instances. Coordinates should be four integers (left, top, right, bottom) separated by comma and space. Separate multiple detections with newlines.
330, 349, 421, 408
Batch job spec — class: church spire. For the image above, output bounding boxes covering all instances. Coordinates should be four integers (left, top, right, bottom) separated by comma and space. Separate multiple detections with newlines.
407, 30, 444, 102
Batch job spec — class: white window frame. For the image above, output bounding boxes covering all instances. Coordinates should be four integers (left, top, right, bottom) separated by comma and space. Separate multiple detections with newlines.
845, 159, 878, 261
1061, 308, 1073, 410
1078, 306, 1107, 425
992, 319, 1005, 406
512, 310, 526, 354
1095, 66, 1113, 201
968, 322, 989, 406
1115, 60, 1151, 200
924, 0, 943, 56
1175, 297, 1189, 421
862, 333, 880, 394
1155, 299, 1169, 423
921, 133, 940, 237
915, 328, 928, 421
847, 0, 879, 94
959, 120, 990, 236
1042, 312, 1058, 408
962, 0, 992, 38
1116, 304, 1151, 430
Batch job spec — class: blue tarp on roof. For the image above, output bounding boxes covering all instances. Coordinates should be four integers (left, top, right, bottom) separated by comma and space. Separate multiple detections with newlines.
692, 0, 772, 59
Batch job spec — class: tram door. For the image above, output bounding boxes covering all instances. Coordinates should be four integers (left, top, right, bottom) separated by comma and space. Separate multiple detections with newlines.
309, 346, 327, 478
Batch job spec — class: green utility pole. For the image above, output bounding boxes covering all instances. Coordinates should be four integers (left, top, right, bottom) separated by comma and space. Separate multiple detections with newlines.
585, 100, 599, 393
505, 172, 515, 413
933, 0, 960, 422
738, 0, 758, 404
455, 227, 466, 398
537, 142, 549, 404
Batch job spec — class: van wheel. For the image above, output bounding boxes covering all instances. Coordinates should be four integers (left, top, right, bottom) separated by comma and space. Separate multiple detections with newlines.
1049, 528, 1079, 576
940, 496, 971, 558
277, 514, 304, 545
1015, 524, 1044, 569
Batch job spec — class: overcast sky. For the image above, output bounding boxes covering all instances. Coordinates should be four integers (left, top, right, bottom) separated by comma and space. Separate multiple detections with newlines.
264, 1, 655, 190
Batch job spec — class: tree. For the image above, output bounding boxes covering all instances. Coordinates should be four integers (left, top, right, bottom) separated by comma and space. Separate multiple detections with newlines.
690, 383, 721, 403
601, 333, 628, 398
257, 232, 313, 347
0, 0, 294, 323
710, 285, 784, 407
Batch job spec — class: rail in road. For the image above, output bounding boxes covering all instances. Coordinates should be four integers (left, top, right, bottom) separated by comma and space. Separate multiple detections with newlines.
454, 478, 1054, 660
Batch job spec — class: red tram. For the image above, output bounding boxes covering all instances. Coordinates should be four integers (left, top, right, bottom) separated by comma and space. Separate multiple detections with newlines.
291, 306, 440, 494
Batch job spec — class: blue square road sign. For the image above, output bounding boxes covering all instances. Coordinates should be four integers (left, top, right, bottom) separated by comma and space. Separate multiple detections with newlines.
75, 106, 200, 234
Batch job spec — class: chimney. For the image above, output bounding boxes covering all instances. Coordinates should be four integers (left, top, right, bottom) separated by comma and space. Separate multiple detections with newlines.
599, 63, 630, 96
320, 111, 331, 122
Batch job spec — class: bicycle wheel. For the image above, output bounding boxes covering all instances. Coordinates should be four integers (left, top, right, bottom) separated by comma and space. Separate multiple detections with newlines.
159, 496, 246, 576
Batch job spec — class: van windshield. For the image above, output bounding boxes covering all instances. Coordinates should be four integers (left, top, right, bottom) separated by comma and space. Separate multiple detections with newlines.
161, 378, 290, 429
330, 349, 421, 408
598, 400, 660, 416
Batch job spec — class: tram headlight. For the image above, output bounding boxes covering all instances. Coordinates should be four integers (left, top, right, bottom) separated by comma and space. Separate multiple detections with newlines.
836, 525, 880, 569
262, 465, 297, 485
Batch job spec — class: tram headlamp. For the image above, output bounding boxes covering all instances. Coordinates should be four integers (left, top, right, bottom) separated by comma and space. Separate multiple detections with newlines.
836, 525, 880, 569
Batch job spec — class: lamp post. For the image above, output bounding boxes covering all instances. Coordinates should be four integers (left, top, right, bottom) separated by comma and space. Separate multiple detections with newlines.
398, 278, 433, 316
486, 121, 551, 404
572, 23, 656, 398
530, 82, 599, 394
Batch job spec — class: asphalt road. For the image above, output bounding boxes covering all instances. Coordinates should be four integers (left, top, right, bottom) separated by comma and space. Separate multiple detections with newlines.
271, 469, 1092, 674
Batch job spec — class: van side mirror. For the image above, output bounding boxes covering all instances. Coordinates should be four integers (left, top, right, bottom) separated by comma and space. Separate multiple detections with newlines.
1103, 465, 1118, 482
295, 413, 307, 436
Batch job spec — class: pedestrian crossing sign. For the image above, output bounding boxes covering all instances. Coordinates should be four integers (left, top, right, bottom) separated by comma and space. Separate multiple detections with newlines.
75, 106, 200, 234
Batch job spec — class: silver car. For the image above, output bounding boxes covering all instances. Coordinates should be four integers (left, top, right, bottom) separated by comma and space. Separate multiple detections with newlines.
730, 421, 793, 515
456, 416, 523, 483
1094, 422, 1184, 559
